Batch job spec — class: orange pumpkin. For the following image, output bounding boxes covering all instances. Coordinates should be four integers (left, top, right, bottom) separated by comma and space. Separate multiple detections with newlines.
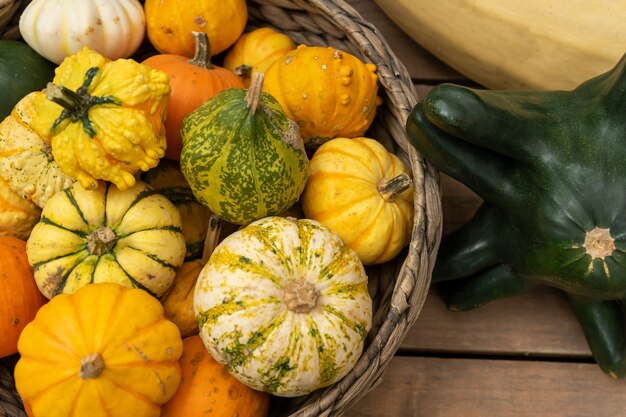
144, 32, 244, 160
0, 236, 46, 358
223, 27, 296, 87
144, 0, 247, 57
160, 335, 270, 417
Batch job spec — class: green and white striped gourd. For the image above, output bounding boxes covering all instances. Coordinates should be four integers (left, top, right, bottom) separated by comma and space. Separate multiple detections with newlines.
180, 72, 309, 225
26, 180, 186, 298
194, 216, 372, 397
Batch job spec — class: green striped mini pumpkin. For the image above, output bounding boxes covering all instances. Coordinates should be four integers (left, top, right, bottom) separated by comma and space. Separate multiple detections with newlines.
26, 180, 186, 299
180, 73, 309, 225
194, 216, 372, 397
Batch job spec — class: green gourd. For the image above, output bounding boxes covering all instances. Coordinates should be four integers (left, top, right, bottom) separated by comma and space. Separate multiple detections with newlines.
180, 72, 309, 225
407, 53, 626, 379
0, 41, 55, 121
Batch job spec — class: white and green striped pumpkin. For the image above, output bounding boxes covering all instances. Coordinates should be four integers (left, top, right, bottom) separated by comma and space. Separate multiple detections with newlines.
194, 216, 372, 397
180, 73, 309, 225
26, 180, 186, 299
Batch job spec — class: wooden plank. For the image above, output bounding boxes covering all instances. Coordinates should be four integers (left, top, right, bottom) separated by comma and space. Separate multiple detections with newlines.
347, 356, 626, 417
403, 286, 591, 357
347, 0, 465, 82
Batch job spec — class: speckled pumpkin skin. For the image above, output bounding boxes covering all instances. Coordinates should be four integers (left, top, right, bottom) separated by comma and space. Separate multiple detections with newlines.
194, 216, 372, 397
180, 85, 309, 225
263, 44, 382, 147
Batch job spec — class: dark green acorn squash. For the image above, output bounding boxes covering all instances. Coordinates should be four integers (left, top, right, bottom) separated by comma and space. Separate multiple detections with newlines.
0, 41, 55, 120
407, 53, 626, 379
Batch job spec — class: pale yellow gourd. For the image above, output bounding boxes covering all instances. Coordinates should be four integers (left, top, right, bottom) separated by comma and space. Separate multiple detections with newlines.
374, 0, 626, 90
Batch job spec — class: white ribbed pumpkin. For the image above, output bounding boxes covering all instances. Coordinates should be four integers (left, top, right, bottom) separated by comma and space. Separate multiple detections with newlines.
194, 216, 372, 397
19, 0, 145, 64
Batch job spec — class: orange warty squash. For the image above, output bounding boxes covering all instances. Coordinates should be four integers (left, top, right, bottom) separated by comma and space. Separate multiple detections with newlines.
144, 32, 243, 160
160, 335, 270, 417
0, 236, 46, 358
144, 0, 247, 58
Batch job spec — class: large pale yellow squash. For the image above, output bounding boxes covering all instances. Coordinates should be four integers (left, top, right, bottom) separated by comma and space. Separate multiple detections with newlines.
302, 137, 414, 265
26, 180, 186, 299
263, 45, 381, 147
0, 92, 74, 208
374, 0, 626, 90
195, 216, 372, 397
14, 282, 183, 417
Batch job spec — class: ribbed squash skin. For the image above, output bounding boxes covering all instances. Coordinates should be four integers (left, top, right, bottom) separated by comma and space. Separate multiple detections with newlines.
26, 181, 186, 299
15, 283, 183, 417
194, 216, 372, 397
142, 159, 211, 260
0, 177, 41, 240
180, 84, 309, 225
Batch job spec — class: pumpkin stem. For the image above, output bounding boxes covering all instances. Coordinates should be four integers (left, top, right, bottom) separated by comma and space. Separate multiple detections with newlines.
245, 72, 265, 113
201, 214, 222, 265
377, 172, 412, 202
79, 353, 105, 379
87, 227, 118, 255
234, 64, 253, 78
283, 279, 319, 314
188, 31, 214, 70
583, 227, 615, 260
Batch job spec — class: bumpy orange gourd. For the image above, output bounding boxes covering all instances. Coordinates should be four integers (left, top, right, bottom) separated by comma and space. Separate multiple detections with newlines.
144, 0, 247, 57
0, 236, 47, 358
302, 137, 414, 265
14, 283, 183, 417
144, 32, 243, 160
263, 44, 382, 147
223, 27, 295, 87
160, 335, 270, 417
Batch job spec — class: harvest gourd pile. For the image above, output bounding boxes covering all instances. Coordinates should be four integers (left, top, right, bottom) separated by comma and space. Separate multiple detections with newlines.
0, 0, 416, 416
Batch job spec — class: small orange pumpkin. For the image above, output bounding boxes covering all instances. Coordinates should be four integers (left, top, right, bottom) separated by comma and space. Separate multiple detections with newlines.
223, 27, 296, 87
0, 236, 47, 358
144, 0, 247, 57
160, 335, 270, 417
144, 32, 244, 160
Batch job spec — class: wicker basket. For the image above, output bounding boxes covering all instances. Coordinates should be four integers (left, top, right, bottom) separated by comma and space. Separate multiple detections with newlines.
0, 0, 442, 416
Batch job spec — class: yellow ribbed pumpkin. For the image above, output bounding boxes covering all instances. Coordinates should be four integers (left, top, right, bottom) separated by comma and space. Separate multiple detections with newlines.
263, 45, 382, 147
302, 137, 414, 265
26, 180, 186, 299
14, 282, 183, 417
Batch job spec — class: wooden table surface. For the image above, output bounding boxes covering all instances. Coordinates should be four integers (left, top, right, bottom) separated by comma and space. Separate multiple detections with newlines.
343, 1, 626, 416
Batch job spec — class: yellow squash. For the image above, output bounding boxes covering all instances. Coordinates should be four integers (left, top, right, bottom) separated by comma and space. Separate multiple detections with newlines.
263, 45, 381, 147
0, 177, 40, 240
31, 47, 170, 191
374, 0, 626, 90
302, 137, 414, 265
14, 283, 183, 417
0, 92, 74, 208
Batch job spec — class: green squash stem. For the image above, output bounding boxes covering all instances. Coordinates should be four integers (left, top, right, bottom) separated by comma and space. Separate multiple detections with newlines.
188, 31, 214, 70
201, 213, 222, 265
